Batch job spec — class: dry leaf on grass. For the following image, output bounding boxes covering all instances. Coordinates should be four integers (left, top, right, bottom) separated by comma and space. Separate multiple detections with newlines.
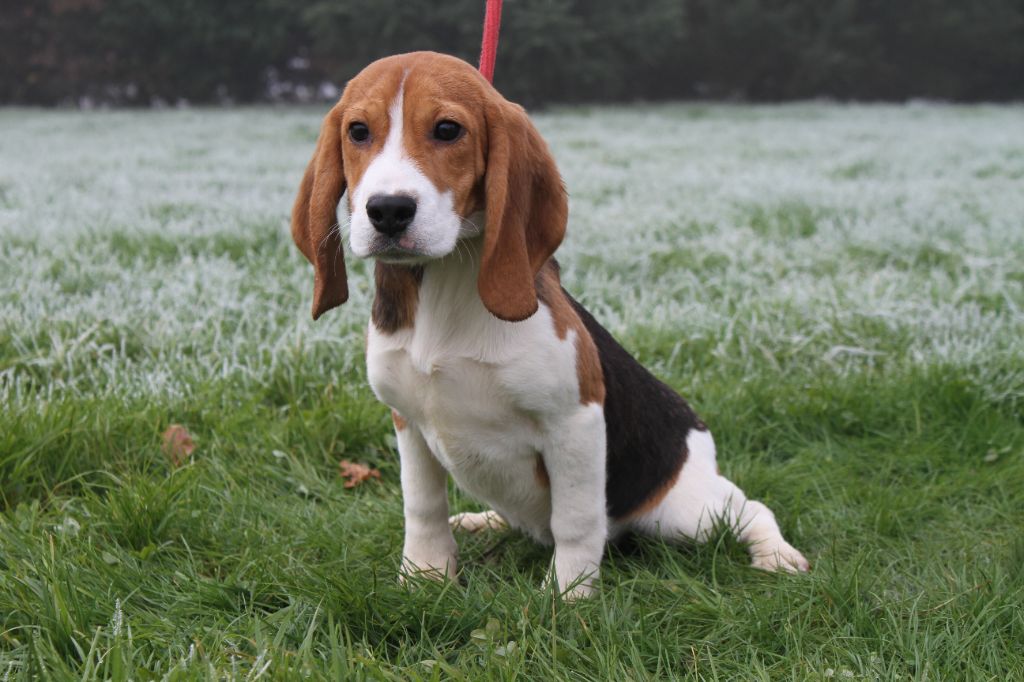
339, 459, 381, 488
161, 424, 195, 467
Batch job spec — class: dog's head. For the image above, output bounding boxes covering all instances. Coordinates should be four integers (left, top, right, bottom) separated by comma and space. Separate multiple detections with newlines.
291, 51, 567, 322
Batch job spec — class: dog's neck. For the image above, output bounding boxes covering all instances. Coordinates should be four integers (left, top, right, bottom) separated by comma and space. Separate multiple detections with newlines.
419, 207, 488, 300
421, 233, 483, 299
371, 233, 489, 337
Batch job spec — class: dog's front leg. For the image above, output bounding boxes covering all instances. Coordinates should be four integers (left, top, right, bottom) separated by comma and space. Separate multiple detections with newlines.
543, 404, 608, 599
395, 416, 458, 582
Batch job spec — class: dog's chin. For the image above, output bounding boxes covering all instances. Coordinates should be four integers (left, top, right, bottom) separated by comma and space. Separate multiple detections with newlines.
358, 233, 458, 266
373, 251, 434, 266
365, 242, 447, 266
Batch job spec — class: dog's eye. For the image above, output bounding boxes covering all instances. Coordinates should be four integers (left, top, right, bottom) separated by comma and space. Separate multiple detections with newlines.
349, 122, 370, 143
432, 120, 462, 142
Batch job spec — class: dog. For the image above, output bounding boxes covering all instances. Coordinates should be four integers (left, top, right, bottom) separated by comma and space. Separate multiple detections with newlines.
291, 51, 809, 598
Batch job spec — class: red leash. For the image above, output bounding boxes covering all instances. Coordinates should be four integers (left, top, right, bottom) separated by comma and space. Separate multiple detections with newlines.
478, 0, 503, 83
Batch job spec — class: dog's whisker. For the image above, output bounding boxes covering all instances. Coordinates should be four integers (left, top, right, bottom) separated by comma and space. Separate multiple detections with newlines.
459, 215, 481, 241
315, 221, 341, 257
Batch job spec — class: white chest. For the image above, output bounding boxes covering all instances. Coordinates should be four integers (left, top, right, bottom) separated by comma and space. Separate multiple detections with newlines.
367, 306, 578, 449
370, 340, 542, 465
364, 262, 583, 536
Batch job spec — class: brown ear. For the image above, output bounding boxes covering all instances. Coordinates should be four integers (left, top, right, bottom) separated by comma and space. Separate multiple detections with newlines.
292, 104, 348, 320
479, 99, 568, 322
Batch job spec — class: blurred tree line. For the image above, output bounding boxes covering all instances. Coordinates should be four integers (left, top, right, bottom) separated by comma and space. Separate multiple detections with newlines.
3, 0, 1023, 106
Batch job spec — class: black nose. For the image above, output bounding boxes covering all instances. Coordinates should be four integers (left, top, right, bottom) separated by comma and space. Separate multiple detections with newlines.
366, 194, 417, 237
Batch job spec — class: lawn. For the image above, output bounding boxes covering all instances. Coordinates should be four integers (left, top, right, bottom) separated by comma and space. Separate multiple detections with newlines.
1, 103, 1023, 679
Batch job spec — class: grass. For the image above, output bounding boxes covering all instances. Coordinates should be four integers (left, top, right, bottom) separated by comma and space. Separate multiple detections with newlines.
1, 102, 1023, 679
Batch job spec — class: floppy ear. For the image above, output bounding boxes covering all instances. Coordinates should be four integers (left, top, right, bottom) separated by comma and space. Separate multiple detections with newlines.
479, 99, 568, 322
292, 104, 348, 320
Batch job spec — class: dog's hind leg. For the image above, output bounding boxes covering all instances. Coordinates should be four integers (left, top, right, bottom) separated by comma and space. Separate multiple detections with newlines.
449, 510, 507, 533
627, 429, 810, 573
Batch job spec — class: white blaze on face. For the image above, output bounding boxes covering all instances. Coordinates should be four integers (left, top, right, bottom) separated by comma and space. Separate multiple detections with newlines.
348, 80, 463, 260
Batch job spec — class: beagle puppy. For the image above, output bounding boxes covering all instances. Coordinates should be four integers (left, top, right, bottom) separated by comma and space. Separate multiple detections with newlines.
292, 51, 809, 598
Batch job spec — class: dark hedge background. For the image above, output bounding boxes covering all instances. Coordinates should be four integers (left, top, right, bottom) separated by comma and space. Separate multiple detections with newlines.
3, 0, 1023, 106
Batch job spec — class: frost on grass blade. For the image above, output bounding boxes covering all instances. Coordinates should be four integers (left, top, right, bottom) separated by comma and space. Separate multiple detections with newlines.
0, 105, 1021, 410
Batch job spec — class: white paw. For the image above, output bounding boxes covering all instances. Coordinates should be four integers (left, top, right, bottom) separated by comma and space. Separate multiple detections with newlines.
399, 557, 456, 581
750, 541, 811, 573
544, 564, 599, 601
449, 510, 506, 533
399, 540, 456, 577
558, 581, 595, 601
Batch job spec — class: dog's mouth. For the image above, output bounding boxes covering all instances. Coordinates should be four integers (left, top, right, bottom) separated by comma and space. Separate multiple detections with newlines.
367, 235, 434, 265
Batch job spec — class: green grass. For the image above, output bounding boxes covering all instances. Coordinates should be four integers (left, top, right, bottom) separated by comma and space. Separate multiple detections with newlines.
2, 103, 1023, 679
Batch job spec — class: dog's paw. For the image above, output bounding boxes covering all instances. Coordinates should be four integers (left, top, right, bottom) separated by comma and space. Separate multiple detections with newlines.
558, 581, 595, 601
400, 537, 458, 584
541, 573, 596, 601
449, 510, 506, 533
543, 564, 599, 601
399, 553, 458, 584
750, 541, 811, 573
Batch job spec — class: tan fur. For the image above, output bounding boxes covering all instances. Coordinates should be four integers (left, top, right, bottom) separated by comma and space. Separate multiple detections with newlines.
575, 334, 605, 405
535, 263, 606, 405
477, 97, 568, 322
535, 455, 550, 488
291, 51, 567, 323
399, 64, 488, 218
391, 410, 407, 431
291, 103, 349, 320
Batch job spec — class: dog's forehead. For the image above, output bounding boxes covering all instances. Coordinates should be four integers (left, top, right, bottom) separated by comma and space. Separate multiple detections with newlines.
342, 52, 487, 109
